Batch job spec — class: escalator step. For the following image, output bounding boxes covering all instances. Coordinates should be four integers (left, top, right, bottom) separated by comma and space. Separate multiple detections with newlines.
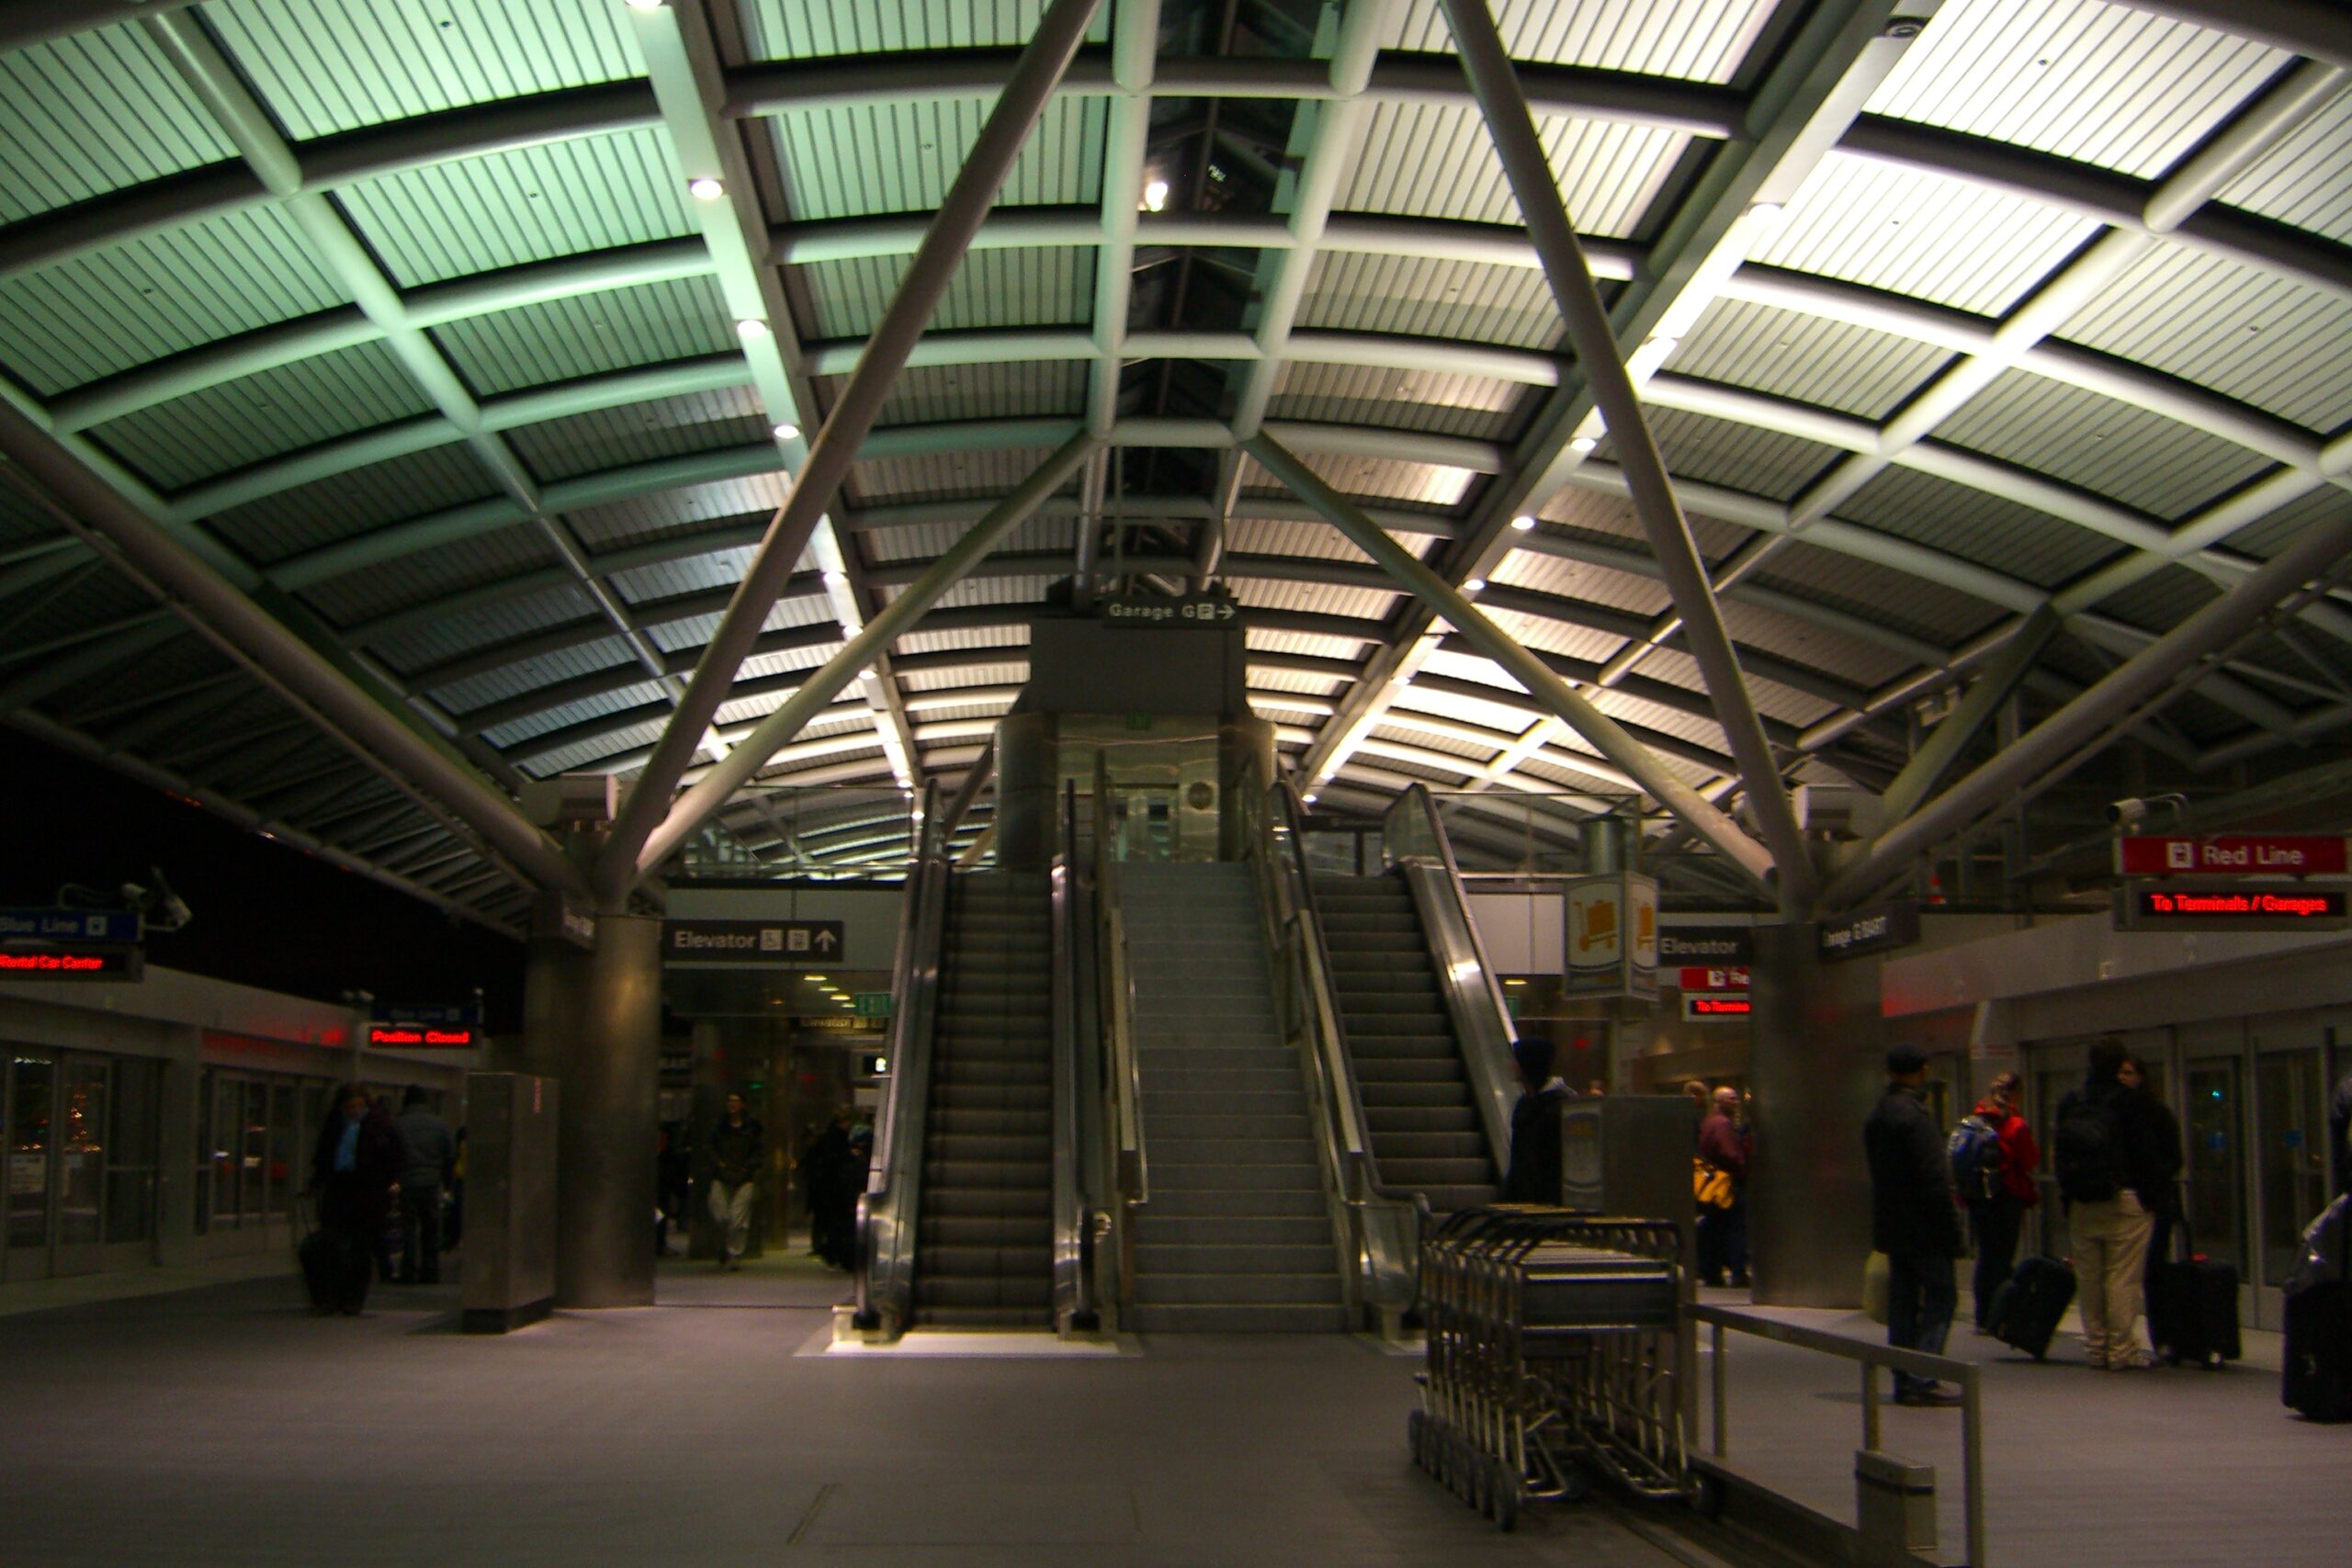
922, 1158, 1051, 1190
910, 1305, 1053, 1328
920, 1215, 1053, 1247
919, 1244, 1052, 1278
1357, 1080, 1473, 1108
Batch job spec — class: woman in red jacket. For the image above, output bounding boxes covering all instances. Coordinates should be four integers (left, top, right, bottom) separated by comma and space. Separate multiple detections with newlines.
1963, 1072, 2040, 1329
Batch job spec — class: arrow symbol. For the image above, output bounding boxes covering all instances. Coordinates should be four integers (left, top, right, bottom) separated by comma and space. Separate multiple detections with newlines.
813, 930, 837, 952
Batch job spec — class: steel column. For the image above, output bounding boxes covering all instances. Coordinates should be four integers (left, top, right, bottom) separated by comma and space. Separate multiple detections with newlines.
1825, 511, 2352, 908
1245, 431, 1775, 891
594, 0, 1104, 903
633, 433, 1100, 886
1439, 0, 1815, 907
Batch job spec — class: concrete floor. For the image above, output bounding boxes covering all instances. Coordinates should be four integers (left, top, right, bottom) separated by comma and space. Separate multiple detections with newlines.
0, 1269, 1691, 1568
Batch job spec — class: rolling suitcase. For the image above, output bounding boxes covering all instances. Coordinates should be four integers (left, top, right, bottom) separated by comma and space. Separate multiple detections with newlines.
2283, 1196, 2352, 1421
2146, 1247, 2241, 1368
1987, 1254, 2075, 1359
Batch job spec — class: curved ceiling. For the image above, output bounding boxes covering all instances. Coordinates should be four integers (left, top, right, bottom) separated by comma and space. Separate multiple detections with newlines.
1, 0, 2347, 926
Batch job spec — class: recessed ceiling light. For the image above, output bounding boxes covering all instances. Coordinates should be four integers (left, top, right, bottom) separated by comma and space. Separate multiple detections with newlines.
1464, 578, 1486, 593
1510, 514, 1536, 532
821, 569, 849, 588
687, 176, 724, 201
808, 975, 827, 984
623, 0, 666, 10
773, 422, 799, 441
736, 318, 769, 339
1141, 178, 1170, 212
1568, 435, 1599, 455
1747, 200, 1784, 224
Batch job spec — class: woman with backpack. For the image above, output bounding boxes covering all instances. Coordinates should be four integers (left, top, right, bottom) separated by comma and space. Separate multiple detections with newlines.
1954, 1072, 2038, 1330
2053, 1039, 2184, 1370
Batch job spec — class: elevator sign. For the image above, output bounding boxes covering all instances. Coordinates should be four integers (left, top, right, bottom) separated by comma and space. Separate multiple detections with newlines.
2114, 835, 2347, 876
662, 919, 843, 964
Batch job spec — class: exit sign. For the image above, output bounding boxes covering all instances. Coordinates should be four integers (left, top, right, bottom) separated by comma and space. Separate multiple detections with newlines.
853, 991, 893, 1019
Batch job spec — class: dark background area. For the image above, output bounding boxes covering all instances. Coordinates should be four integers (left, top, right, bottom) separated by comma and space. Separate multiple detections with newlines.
2, 736, 526, 1032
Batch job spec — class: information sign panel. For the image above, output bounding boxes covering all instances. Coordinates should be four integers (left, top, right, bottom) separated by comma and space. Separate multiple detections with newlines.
0, 945, 142, 980
2114, 835, 2347, 876
1564, 871, 1657, 998
1820, 902, 1919, 962
662, 919, 844, 964
367, 1023, 480, 1049
1657, 925, 1753, 965
1676, 966, 1750, 991
0, 908, 141, 943
2113, 883, 2348, 933
1681, 992, 1754, 1022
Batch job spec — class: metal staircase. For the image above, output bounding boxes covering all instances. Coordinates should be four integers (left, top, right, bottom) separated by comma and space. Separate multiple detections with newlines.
1121, 861, 1349, 1332
1310, 871, 1501, 1216
910, 871, 1055, 1327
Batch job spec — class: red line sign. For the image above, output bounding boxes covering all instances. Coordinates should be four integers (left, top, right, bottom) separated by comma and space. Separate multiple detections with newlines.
2115, 836, 2346, 876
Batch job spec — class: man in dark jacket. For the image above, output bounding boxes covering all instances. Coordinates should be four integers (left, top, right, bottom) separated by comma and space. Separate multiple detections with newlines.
1502, 1035, 1569, 1204
2055, 1038, 2183, 1370
705, 1092, 765, 1271
1863, 1043, 1964, 1405
309, 1083, 404, 1314
392, 1087, 456, 1284
2331, 1066, 2352, 1201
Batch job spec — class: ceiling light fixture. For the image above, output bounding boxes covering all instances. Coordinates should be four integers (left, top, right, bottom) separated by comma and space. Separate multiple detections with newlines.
687, 176, 724, 201
736, 318, 768, 339
1510, 514, 1536, 532
772, 422, 799, 441
1568, 435, 1599, 455
1141, 177, 1170, 212
1464, 578, 1486, 594
623, 0, 667, 11
1747, 200, 1784, 224
821, 569, 849, 588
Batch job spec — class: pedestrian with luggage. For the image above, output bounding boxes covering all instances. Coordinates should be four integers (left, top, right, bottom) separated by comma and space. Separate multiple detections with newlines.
1863, 1043, 1966, 1406
1696, 1088, 1751, 1288
2053, 1038, 2183, 1371
305, 1083, 403, 1315
1953, 1072, 2038, 1329
392, 1088, 456, 1285
1502, 1035, 1570, 1204
706, 1091, 764, 1271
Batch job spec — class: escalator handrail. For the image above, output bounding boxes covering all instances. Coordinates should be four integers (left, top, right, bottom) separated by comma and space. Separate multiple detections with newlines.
1092, 752, 1148, 1308
1263, 780, 1384, 1197
1385, 782, 1517, 1170
853, 778, 949, 1333
1048, 778, 1097, 1332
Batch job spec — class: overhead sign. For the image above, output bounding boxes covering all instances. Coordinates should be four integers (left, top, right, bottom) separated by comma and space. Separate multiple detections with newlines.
367, 1023, 480, 1049
1682, 992, 1754, 1022
1820, 901, 1919, 962
801, 1014, 884, 1032
1565, 871, 1657, 998
2115, 835, 2348, 877
533, 889, 597, 951
662, 919, 843, 964
1677, 966, 1750, 991
0, 908, 141, 943
856, 1052, 889, 1077
1658, 925, 1753, 965
376, 1003, 479, 1027
0, 945, 142, 981
1099, 593, 1239, 626
853, 991, 893, 1019
2114, 883, 2348, 933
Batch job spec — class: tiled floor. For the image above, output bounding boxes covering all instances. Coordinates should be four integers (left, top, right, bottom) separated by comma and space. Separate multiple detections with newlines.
0, 1270, 1687, 1568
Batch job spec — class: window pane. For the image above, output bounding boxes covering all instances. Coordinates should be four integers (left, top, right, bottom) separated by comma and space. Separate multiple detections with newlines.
55, 1060, 109, 1247
9, 1054, 54, 1251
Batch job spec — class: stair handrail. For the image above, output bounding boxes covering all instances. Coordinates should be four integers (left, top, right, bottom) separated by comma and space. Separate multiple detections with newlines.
1246, 772, 1419, 1322
1049, 778, 1100, 1333
1093, 751, 1148, 1320
853, 778, 950, 1334
1383, 784, 1517, 1171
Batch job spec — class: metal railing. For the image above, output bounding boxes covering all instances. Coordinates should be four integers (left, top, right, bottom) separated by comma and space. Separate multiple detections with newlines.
1384, 784, 1519, 1173
1248, 771, 1419, 1322
852, 780, 949, 1333
1092, 755, 1148, 1321
1690, 1304, 1987, 1568
1049, 778, 1099, 1333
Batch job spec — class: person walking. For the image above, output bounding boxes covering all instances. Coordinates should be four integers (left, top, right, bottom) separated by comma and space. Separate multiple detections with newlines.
2054, 1038, 2183, 1371
706, 1091, 765, 1271
1955, 1071, 2038, 1329
801, 1111, 852, 1265
1697, 1087, 1751, 1288
1502, 1035, 1571, 1204
1863, 1043, 1966, 1406
307, 1083, 404, 1315
391, 1088, 457, 1285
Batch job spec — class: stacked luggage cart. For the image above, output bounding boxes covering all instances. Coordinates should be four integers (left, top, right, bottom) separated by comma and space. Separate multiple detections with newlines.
1409, 1206, 1693, 1530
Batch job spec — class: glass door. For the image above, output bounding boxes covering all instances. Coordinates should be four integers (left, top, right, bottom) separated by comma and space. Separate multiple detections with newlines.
6, 1052, 56, 1280
49, 1055, 111, 1276
2250, 1020, 2332, 1326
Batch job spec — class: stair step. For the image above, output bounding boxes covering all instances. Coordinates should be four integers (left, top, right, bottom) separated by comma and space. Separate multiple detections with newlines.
1131, 1213, 1332, 1246
1133, 1271, 1344, 1305
1362, 1105, 1479, 1134
1359, 1080, 1474, 1108
1143, 1187, 1328, 1218
1127, 1303, 1352, 1333
1135, 1242, 1335, 1275
919, 1245, 1052, 1278
1376, 1157, 1494, 1187
910, 1305, 1054, 1328
919, 1215, 1054, 1247
1347, 1058, 1464, 1084
1148, 1138, 1321, 1167
1152, 1161, 1323, 1192
1139, 1067, 1304, 1095
1144, 1111, 1312, 1141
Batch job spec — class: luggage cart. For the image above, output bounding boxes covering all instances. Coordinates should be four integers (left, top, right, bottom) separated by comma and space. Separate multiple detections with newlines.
1408, 1205, 1690, 1531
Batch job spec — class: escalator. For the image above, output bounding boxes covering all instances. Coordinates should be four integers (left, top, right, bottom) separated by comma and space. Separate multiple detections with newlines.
1310, 870, 1502, 1215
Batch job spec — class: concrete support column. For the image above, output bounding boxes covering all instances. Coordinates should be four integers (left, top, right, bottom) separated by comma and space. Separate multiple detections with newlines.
555, 912, 662, 1307
508, 935, 581, 1081
155, 1031, 200, 1268
1746, 920, 1883, 1306
1579, 816, 1626, 874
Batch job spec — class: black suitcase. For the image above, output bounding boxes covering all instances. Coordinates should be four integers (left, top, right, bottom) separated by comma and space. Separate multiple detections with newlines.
299, 1227, 344, 1311
2282, 1279, 2352, 1421
2146, 1255, 2241, 1367
1987, 1254, 2075, 1359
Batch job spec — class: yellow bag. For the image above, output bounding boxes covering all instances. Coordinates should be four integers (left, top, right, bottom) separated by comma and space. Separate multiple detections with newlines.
1692, 1157, 1734, 1210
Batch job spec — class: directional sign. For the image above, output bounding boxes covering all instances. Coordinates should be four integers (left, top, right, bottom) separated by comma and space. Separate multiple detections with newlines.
1658, 925, 1753, 965
662, 919, 844, 964
376, 1003, 480, 1027
2114, 883, 2348, 933
853, 991, 893, 1019
1099, 593, 1239, 626
1682, 992, 1754, 1022
1677, 966, 1750, 991
1820, 901, 1919, 962
0, 908, 141, 943
2115, 835, 2347, 877
0, 945, 142, 981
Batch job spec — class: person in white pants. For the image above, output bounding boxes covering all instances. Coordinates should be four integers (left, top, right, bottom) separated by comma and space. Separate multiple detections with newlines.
706, 1091, 764, 1270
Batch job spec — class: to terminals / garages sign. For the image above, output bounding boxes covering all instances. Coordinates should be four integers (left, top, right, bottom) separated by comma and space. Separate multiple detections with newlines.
2114, 835, 2347, 877
1682, 992, 1753, 1022
2113, 884, 2348, 933
662, 919, 844, 963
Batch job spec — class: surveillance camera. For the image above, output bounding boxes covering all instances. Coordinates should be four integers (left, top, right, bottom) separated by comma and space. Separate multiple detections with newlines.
2107, 797, 2150, 827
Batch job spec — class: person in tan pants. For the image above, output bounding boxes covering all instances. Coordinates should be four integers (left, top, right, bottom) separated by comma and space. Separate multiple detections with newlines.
2052, 1040, 2181, 1370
